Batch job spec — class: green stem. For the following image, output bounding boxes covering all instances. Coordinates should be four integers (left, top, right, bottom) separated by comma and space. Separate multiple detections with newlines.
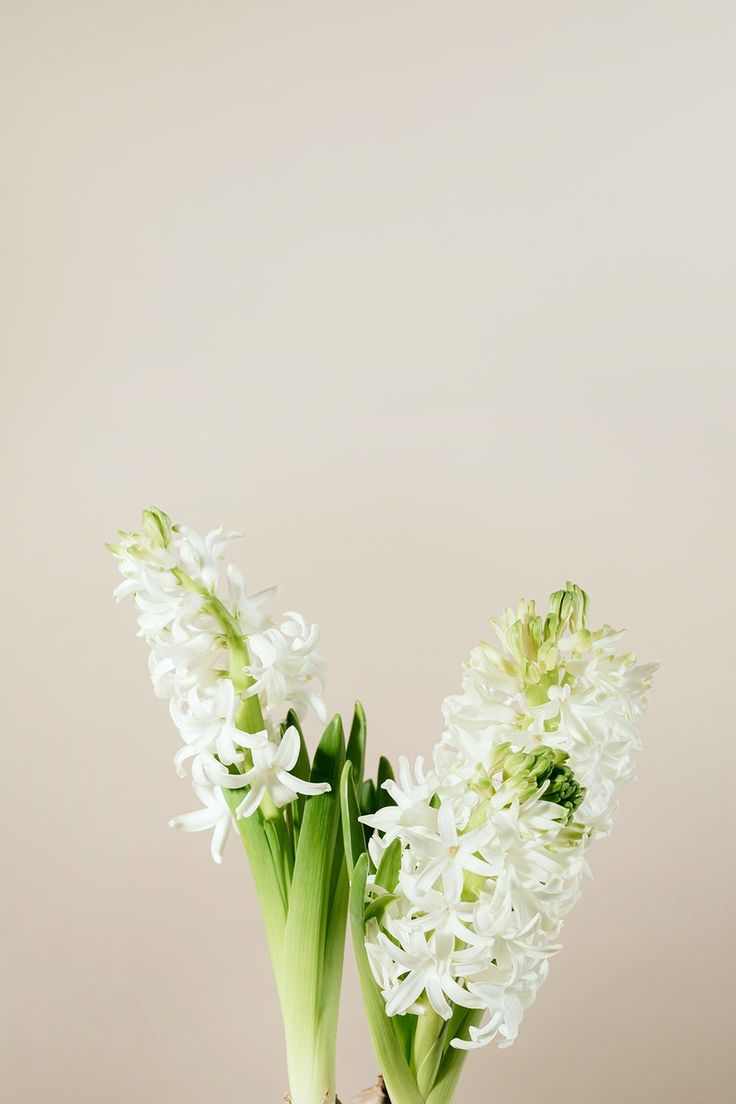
412, 1006, 444, 1099
424, 1009, 483, 1104
348, 857, 425, 1104
280, 722, 345, 1104
412, 1006, 443, 1072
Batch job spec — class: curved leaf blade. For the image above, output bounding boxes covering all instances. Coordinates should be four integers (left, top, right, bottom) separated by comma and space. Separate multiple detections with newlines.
348, 855, 424, 1104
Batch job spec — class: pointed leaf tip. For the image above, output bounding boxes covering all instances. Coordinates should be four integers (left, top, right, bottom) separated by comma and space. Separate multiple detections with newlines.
347, 701, 367, 783
310, 714, 345, 788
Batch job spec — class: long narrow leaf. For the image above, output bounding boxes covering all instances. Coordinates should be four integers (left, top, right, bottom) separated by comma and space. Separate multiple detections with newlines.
225, 792, 287, 992
394, 1013, 417, 1065
377, 755, 395, 786
321, 718, 350, 910
359, 778, 377, 816
316, 864, 349, 1090
284, 709, 311, 837
281, 717, 345, 1094
425, 1009, 483, 1104
375, 756, 395, 812
309, 714, 346, 789
348, 855, 425, 1104
416, 1037, 445, 1100
340, 761, 367, 876
263, 819, 290, 910
346, 701, 367, 783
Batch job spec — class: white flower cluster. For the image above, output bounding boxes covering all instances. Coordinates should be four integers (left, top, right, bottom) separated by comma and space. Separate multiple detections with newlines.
110, 508, 329, 863
362, 584, 656, 1049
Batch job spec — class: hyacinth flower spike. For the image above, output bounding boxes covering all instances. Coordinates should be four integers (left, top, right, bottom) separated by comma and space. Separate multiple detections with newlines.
342, 583, 656, 1104
109, 507, 364, 1104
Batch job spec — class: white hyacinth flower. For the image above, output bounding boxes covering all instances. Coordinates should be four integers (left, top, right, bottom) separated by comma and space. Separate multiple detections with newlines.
171, 524, 242, 591
376, 927, 483, 1020
360, 756, 435, 844
169, 759, 234, 865
246, 612, 327, 727
356, 581, 656, 1072
234, 725, 330, 817
111, 508, 354, 1104
109, 507, 329, 864
400, 802, 498, 904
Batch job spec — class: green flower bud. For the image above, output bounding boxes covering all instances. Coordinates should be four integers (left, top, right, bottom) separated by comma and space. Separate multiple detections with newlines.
548, 582, 589, 635
501, 744, 585, 823
469, 740, 585, 844
498, 584, 590, 709
141, 506, 173, 549
507, 619, 527, 668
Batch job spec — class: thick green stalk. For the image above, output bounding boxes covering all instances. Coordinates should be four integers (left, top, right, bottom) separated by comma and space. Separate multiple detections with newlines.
412, 1007, 444, 1099
425, 1009, 483, 1104
317, 866, 349, 1078
424, 1048, 472, 1104
281, 718, 345, 1104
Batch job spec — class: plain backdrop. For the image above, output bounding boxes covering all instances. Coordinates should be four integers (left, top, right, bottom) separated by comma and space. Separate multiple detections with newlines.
2, 2, 735, 1102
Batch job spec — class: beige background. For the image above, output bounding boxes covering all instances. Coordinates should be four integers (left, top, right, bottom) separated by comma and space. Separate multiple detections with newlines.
2, 2, 734, 1101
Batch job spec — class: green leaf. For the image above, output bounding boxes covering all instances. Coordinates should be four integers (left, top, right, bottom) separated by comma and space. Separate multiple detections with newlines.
377, 755, 395, 785
305, 714, 349, 914
284, 709, 310, 774
225, 792, 287, 994
308, 717, 347, 911
281, 718, 345, 1102
317, 863, 349, 1087
340, 761, 367, 876
326, 810, 348, 931
263, 818, 290, 910
374, 837, 402, 893
348, 855, 424, 1104
283, 710, 311, 836
436, 1001, 473, 1054
416, 1038, 445, 1100
310, 714, 346, 788
359, 778, 377, 816
425, 1008, 483, 1104
375, 756, 396, 810
346, 701, 367, 783
363, 892, 398, 925
394, 1013, 417, 1065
